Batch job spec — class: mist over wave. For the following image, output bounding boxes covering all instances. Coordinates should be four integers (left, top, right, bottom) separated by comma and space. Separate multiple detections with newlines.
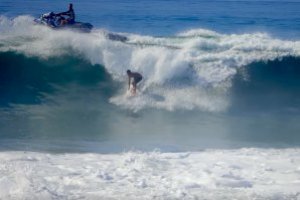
1, 15, 300, 112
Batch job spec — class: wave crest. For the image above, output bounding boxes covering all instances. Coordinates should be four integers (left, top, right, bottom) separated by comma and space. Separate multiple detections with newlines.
1, 15, 300, 111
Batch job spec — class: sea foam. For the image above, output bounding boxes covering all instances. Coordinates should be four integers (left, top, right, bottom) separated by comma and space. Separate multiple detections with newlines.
0, 148, 299, 199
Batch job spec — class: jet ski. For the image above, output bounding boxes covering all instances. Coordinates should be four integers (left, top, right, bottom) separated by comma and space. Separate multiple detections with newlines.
34, 12, 93, 33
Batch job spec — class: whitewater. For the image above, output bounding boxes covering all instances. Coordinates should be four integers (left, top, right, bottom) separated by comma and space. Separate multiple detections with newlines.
1, 149, 300, 199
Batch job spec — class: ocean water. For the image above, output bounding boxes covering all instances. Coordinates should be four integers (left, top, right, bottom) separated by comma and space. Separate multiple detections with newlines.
0, 0, 300, 199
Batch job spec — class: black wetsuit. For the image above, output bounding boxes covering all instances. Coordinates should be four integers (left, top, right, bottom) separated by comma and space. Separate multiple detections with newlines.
134, 75, 143, 84
130, 72, 143, 85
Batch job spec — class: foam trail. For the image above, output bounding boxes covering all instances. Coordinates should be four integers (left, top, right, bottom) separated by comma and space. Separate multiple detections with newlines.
0, 149, 300, 199
1, 15, 300, 111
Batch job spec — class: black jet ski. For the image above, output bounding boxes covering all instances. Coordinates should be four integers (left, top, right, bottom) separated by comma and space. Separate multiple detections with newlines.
34, 12, 93, 33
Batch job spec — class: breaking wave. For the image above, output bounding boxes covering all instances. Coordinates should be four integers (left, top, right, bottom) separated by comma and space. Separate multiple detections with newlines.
1, 15, 300, 112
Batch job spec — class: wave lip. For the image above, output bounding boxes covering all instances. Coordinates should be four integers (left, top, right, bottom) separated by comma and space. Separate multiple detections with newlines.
1, 16, 300, 111
0, 148, 299, 199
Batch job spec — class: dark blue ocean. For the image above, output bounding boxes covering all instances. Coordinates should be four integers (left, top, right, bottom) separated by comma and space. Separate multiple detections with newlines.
2, 0, 300, 38
0, 0, 300, 152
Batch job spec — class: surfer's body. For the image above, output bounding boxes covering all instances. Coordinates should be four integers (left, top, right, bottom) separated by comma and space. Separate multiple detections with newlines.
127, 70, 143, 95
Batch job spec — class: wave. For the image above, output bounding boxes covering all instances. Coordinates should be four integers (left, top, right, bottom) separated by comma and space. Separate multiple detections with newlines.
1, 15, 300, 111
0, 51, 114, 106
232, 56, 300, 112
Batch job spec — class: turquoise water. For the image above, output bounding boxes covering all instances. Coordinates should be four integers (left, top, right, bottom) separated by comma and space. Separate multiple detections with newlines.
0, 0, 300, 153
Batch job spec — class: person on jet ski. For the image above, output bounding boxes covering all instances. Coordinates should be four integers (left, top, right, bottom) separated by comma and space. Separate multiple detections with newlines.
56, 3, 75, 25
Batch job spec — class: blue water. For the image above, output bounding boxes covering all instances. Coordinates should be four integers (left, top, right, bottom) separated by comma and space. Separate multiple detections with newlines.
2, 0, 300, 37
0, 0, 300, 153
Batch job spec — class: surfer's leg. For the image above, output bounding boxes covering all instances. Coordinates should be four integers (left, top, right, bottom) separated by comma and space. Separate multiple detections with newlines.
135, 77, 142, 94
132, 82, 137, 94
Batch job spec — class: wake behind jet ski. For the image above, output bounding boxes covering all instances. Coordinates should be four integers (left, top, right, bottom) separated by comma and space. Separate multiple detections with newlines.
34, 3, 93, 33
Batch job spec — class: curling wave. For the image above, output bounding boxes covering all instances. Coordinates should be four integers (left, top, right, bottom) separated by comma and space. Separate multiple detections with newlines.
1, 15, 300, 112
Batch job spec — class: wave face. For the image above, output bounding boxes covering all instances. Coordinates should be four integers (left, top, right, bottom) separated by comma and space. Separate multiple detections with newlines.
1, 15, 300, 112
0, 51, 115, 106
232, 56, 300, 112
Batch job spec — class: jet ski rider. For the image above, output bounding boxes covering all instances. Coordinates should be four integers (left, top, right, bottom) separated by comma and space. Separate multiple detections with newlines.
57, 3, 75, 25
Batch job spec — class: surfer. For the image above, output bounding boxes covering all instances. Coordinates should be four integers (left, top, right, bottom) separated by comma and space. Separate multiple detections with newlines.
127, 70, 143, 95
56, 3, 75, 25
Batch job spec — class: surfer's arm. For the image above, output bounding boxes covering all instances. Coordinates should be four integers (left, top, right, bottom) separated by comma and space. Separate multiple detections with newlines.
57, 11, 69, 16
